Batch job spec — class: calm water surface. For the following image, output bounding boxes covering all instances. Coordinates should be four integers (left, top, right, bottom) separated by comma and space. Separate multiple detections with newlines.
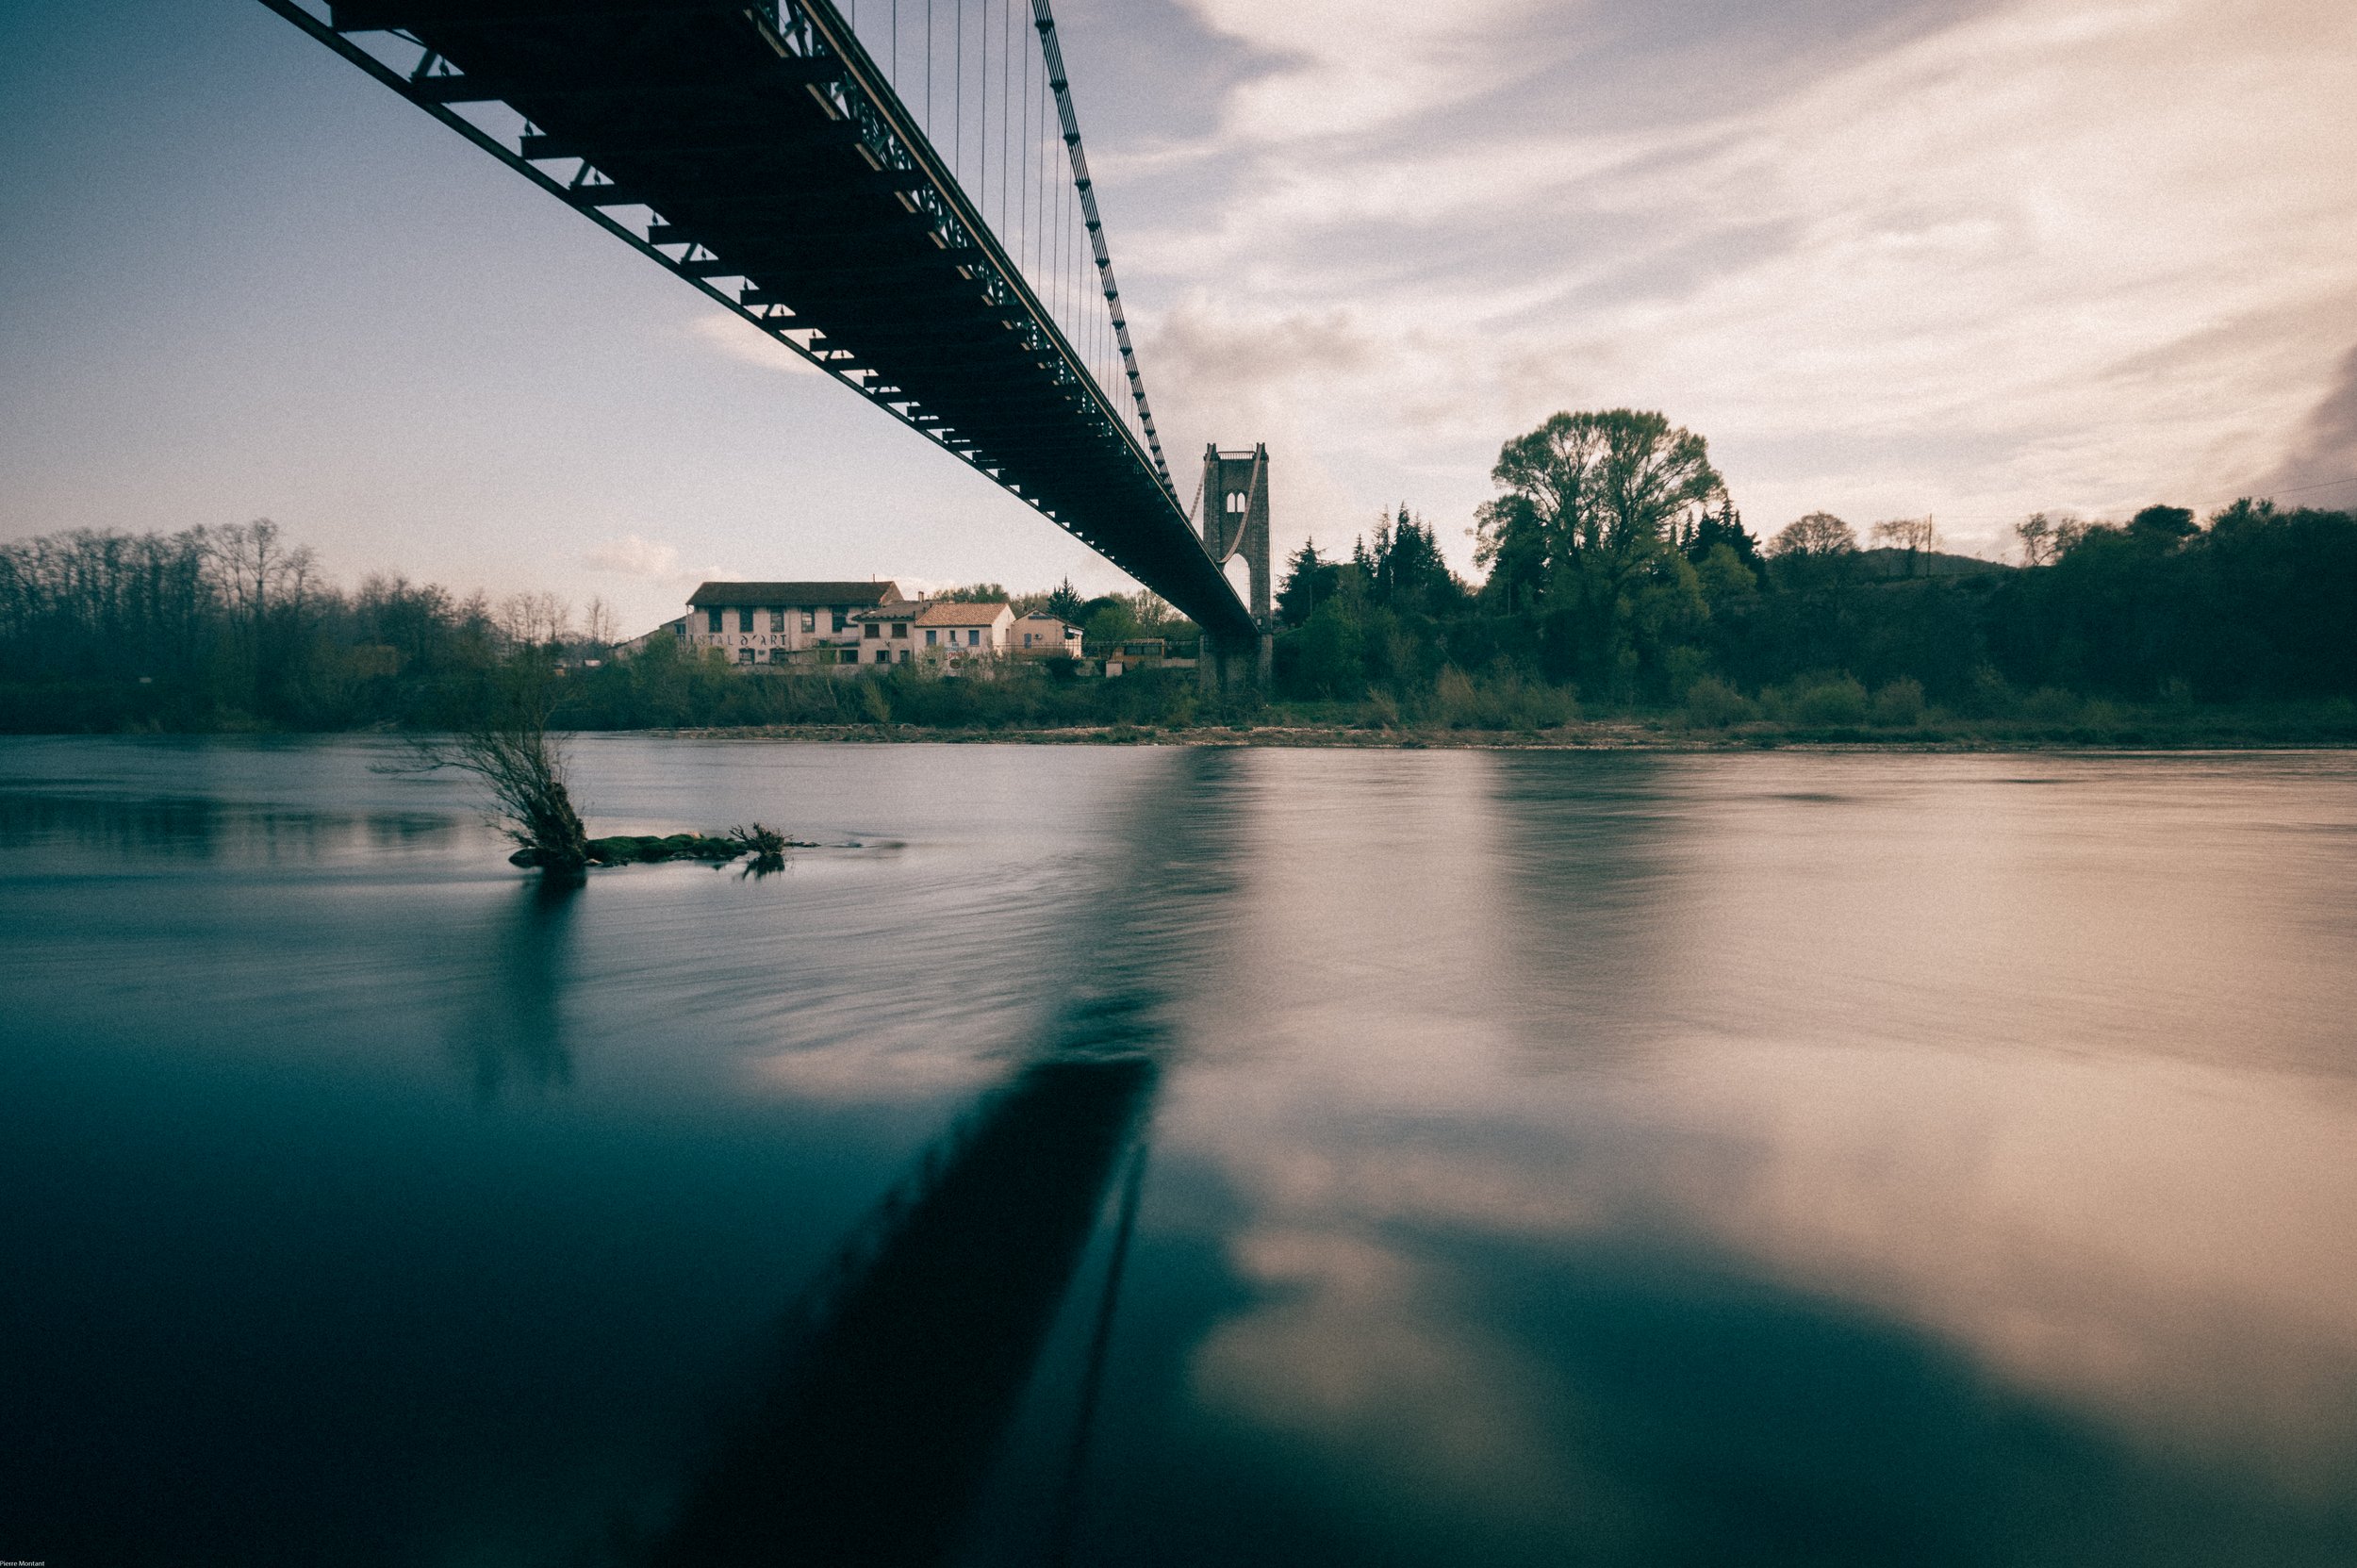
4, 737, 2355, 1565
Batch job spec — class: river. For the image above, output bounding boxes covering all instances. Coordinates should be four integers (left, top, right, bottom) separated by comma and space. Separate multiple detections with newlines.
4, 736, 2354, 1565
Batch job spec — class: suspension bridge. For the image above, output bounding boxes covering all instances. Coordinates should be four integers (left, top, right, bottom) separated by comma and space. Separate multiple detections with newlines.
259, 0, 1272, 680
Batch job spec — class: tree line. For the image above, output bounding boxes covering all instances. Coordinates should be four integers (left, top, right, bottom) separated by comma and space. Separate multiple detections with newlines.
1263, 409, 2357, 728
5, 409, 2352, 734
0, 520, 613, 732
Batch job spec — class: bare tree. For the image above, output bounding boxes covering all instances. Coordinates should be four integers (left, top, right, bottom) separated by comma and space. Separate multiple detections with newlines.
1871, 516, 1938, 576
205, 519, 316, 625
400, 691, 591, 873
1769, 512, 1858, 558
2014, 512, 2056, 567
2014, 512, 2091, 566
496, 591, 573, 648
1124, 588, 1181, 636
582, 596, 617, 649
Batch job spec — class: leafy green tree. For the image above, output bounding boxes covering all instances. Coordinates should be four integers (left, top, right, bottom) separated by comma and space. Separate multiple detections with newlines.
1684, 494, 1762, 572
1366, 505, 1458, 615
2129, 504, 2197, 549
1473, 409, 1723, 693
1081, 602, 1138, 653
1694, 543, 1757, 609
1276, 539, 1343, 627
1293, 592, 1368, 698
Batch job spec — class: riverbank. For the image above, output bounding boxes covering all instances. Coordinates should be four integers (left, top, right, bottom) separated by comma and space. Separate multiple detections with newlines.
663, 701, 2357, 750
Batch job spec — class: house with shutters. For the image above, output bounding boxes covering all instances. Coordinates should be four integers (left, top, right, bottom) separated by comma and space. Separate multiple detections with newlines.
1010, 614, 1083, 659
914, 601, 1016, 669
680, 580, 902, 668
847, 599, 927, 666
628, 582, 1087, 676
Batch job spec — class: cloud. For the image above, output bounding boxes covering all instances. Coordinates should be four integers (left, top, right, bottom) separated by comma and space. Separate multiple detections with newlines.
583, 533, 682, 578
1114, 0, 2357, 557
2263, 342, 2357, 503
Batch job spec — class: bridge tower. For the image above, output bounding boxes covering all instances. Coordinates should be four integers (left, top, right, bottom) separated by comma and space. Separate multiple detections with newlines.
1199, 444, 1274, 688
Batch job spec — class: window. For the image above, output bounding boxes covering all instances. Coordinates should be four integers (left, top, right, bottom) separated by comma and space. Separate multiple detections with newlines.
707, 608, 723, 633
925, 628, 937, 646
801, 610, 816, 633
737, 649, 755, 665
767, 648, 787, 664
737, 608, 753, 633
897, 648, 909, 663
874, 649, 889, 664
891, 622, 909, 639
864, 622, 880, 639
832, 609, 847, 633
1227, 490, 1247, 514
768, 610, 784, 633
967, 628, 981, 646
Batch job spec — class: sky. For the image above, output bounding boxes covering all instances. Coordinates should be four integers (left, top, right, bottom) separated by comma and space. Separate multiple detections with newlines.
2, 0, 2353, 635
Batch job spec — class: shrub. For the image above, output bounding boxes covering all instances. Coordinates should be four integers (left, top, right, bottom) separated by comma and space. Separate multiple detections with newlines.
1421, 666, 1577, 731
1684, 675, 1754, 728
1663, 645, 1710, 701
1870, 677, 1925, 727
1790, 673, 1869, 727
2021, 686, 2083, 725
1432, 666, 1482, 728
1965, 665, 2018, 718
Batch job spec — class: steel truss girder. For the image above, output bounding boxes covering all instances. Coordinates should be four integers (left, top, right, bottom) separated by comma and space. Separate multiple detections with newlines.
256, 0, 1249, 639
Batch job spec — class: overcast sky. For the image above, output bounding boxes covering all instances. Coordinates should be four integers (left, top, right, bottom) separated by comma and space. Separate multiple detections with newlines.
3, 0, 2352, 635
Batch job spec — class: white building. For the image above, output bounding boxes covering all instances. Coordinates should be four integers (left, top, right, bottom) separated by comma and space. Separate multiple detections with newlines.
679, 581, 903, 668
1010, 614, 1083, 659
915, 602, 1016, 669
625, 582, 1081, 676
844, 600, 924, 666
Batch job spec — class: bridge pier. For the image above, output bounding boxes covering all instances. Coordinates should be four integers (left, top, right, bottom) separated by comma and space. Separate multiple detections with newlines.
1195, 631, 1270, 694
1198, 443, 1273, 692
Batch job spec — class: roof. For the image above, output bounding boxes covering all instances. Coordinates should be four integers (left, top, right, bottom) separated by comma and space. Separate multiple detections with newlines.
1013, 614, 1080, 630
688, 581, 900, 607
915, 602, 1014, 627
849, 600, 926, 621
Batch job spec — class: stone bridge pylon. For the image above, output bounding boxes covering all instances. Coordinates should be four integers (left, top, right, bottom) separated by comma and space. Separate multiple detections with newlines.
1198, 443, 1273, 688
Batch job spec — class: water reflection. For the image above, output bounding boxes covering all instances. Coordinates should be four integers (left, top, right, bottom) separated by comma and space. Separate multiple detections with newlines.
0, 783, 451, 862
1118, 751, 2357, 1566
447, 877, 581, 1099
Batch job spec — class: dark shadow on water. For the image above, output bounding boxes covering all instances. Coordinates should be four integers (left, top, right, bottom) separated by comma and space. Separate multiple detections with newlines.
642, 752, 1244, 1568
446, 876, 580, 1100
649, 1043, 1160, 1568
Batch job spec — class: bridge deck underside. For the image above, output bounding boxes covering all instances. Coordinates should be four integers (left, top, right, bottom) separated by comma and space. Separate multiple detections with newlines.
327, 1, 1250, 639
